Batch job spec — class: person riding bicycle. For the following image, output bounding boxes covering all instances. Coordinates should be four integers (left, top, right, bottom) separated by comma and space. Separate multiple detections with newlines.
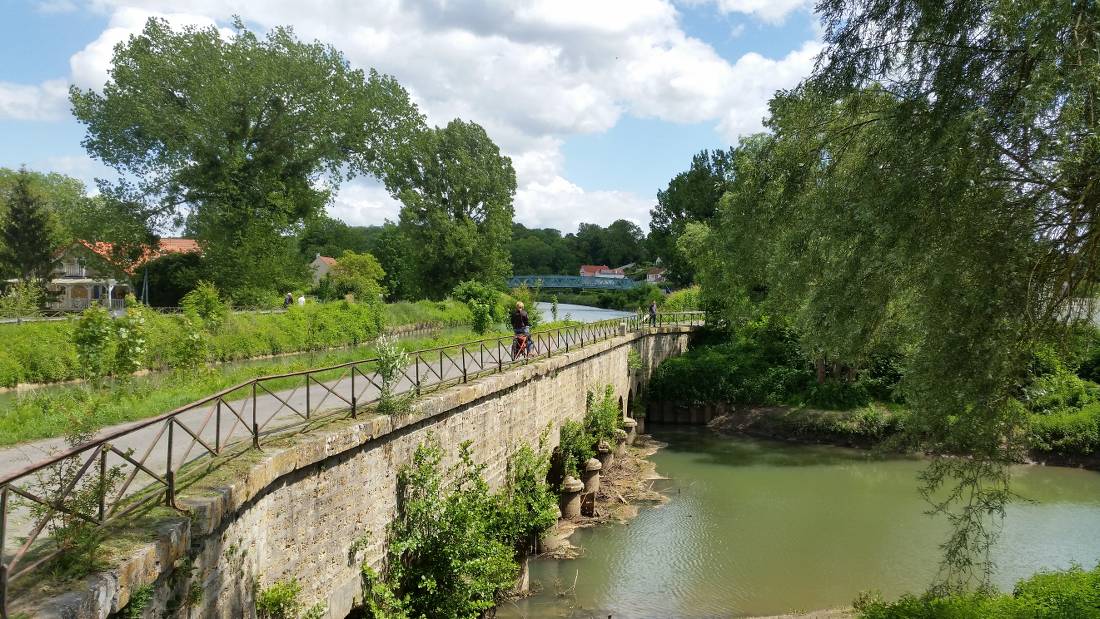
511, 301, 531, 357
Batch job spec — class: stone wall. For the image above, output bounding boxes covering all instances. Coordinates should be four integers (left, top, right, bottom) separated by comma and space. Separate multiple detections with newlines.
23, 326, 692, 619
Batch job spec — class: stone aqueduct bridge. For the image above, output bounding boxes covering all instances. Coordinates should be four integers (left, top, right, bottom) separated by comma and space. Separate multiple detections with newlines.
24, 324, 697, 619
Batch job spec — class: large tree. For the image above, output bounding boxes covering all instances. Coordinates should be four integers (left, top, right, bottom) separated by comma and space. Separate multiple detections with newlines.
649, 149, 734, 285
390, 119, 516, 298
0, 168, 59, 282
70, 17, 424, 301
685, 0, 1100, 587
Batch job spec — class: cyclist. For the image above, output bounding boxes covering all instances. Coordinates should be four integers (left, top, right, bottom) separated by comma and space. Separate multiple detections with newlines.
511, 301, 531, 358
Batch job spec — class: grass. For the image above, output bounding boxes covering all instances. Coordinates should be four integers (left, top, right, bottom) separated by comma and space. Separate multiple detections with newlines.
0, 320, 587, 447
0, 299, 474, 388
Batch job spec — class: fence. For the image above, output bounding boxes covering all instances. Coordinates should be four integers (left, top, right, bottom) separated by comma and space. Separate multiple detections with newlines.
0, 311, 704, 613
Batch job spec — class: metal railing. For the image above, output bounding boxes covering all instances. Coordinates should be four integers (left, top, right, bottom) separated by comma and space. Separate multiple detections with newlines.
0, 311, 704, 612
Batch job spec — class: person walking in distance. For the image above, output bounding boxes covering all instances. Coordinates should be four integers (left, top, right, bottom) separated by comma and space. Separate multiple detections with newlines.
649, 300, 658, 327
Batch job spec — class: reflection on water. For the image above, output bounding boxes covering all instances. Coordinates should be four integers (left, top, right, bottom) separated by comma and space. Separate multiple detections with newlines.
500, 427, 1100, 619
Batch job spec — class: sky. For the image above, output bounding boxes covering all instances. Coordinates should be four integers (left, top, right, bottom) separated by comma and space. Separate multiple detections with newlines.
0, 0, 823, 233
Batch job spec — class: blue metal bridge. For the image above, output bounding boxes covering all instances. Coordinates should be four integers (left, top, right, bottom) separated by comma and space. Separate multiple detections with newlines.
508, 275, 640, 290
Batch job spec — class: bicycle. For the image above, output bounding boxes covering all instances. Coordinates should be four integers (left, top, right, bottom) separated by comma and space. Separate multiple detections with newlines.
511, 332, 531, 360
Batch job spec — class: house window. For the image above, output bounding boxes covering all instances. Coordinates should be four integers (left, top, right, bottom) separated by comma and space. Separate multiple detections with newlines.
92, 285, 102, 299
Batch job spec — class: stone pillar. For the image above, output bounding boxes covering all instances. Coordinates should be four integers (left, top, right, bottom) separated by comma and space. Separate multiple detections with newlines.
614, 429, 628, 457
619, 322, 628, 336
596, 440, 614, 470
636, 415, 646, 434
622, 417, 638, 445
560, 476, 584, 519
582, 458, 602, 494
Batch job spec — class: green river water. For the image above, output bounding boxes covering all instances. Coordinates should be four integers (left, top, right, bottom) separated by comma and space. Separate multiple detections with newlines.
499, 427, 1100, 618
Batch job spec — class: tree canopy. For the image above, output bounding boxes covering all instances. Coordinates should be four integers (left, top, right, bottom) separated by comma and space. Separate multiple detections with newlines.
71, 17, 424, 300
0, 168, 59, 282
649, 149, 734, 285
390, 119, 516, 298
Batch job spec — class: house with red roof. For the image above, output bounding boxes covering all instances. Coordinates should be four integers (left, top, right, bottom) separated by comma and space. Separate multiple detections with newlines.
309, 254, 338, 284
45, 238, 200, 311
578, 264, 626, 279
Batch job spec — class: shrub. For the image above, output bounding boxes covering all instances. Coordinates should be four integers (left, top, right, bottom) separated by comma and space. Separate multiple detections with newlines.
470, 300, 492, 335
493, 437, 558, 555
1029, 403, 1100, 456
362, 437, 518, 619
661, 286, 700, 312
0, 279, 43, 319
181, 280, 228, 330
855, 564, 1100, 618
557, 419, 593, 478
113, 299, 148, 376
73, 304, 114, 380
375, 335, 411, 415
256, 579, 302, 619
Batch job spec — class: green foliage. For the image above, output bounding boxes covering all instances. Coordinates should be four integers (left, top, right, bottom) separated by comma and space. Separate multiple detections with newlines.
362, 437, 518, 619
509, 282, 543, 327
71, 17, 424, 298
22, 396, 126, 579
391, 119, 516, 299
180, 281, 229, 331
649, 150, 733, 285
120, 584, 153, 619
855, 564, 1100, 619
550, 284, 663, 312
375, 335, 411, 415
256, 579, 303, 619
661, 286, 700, 312
469, 300, 492, 336
0, 167, 60, 282
113, 298, 148, 376
550, 295, 559, 321
0, 279, 45, 319
140, 251, 204, 307
649, 319, 877, 409
557, 419, 593, 478
493, 437, 558, 554
324, 251, 386, 302
586, 385, 622, 446
452, 279, 506, 331
628, 348, 643, 372
73, 303, 115, 380
0, 299, 453, 386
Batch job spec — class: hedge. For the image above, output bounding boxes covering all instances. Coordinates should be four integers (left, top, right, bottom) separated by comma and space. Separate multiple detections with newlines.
0, 299, 472, 387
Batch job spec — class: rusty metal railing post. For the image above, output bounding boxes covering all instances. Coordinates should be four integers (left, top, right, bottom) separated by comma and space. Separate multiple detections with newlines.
414, 356, 421, 396
98, 445, 108, 523
215, 400, 221, 454
305, 374, 311, 420
1, 484, 9, 619
252, 381, 259, 449
351, 366, 357, 418
165, 421, 175, 508
461, 346, 468, 383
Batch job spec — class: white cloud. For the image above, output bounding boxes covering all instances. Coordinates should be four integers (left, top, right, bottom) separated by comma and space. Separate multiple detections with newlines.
327, 180, 402, 226
36, 0, 79, 13
0, 79, 70, 121
14, 0, 821, 231
680, 0, 812, 24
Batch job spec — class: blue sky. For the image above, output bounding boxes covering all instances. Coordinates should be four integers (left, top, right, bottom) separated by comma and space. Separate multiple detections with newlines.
0, 0, 821, 231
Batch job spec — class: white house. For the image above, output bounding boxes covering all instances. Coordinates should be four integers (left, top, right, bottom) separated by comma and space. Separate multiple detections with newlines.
309, 254, 337, 285
42, 238, 199, 311
646, 267, 667, 283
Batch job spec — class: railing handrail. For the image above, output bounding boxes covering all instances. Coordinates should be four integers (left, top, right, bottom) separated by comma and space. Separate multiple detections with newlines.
0, 310, 705, 609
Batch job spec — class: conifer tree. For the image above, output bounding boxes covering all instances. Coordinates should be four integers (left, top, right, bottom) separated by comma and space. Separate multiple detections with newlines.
0, 168, 56, 282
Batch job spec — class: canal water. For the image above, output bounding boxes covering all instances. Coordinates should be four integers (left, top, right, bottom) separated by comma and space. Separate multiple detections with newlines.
536, 302, 632, 324
500, 426, 1100, 618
